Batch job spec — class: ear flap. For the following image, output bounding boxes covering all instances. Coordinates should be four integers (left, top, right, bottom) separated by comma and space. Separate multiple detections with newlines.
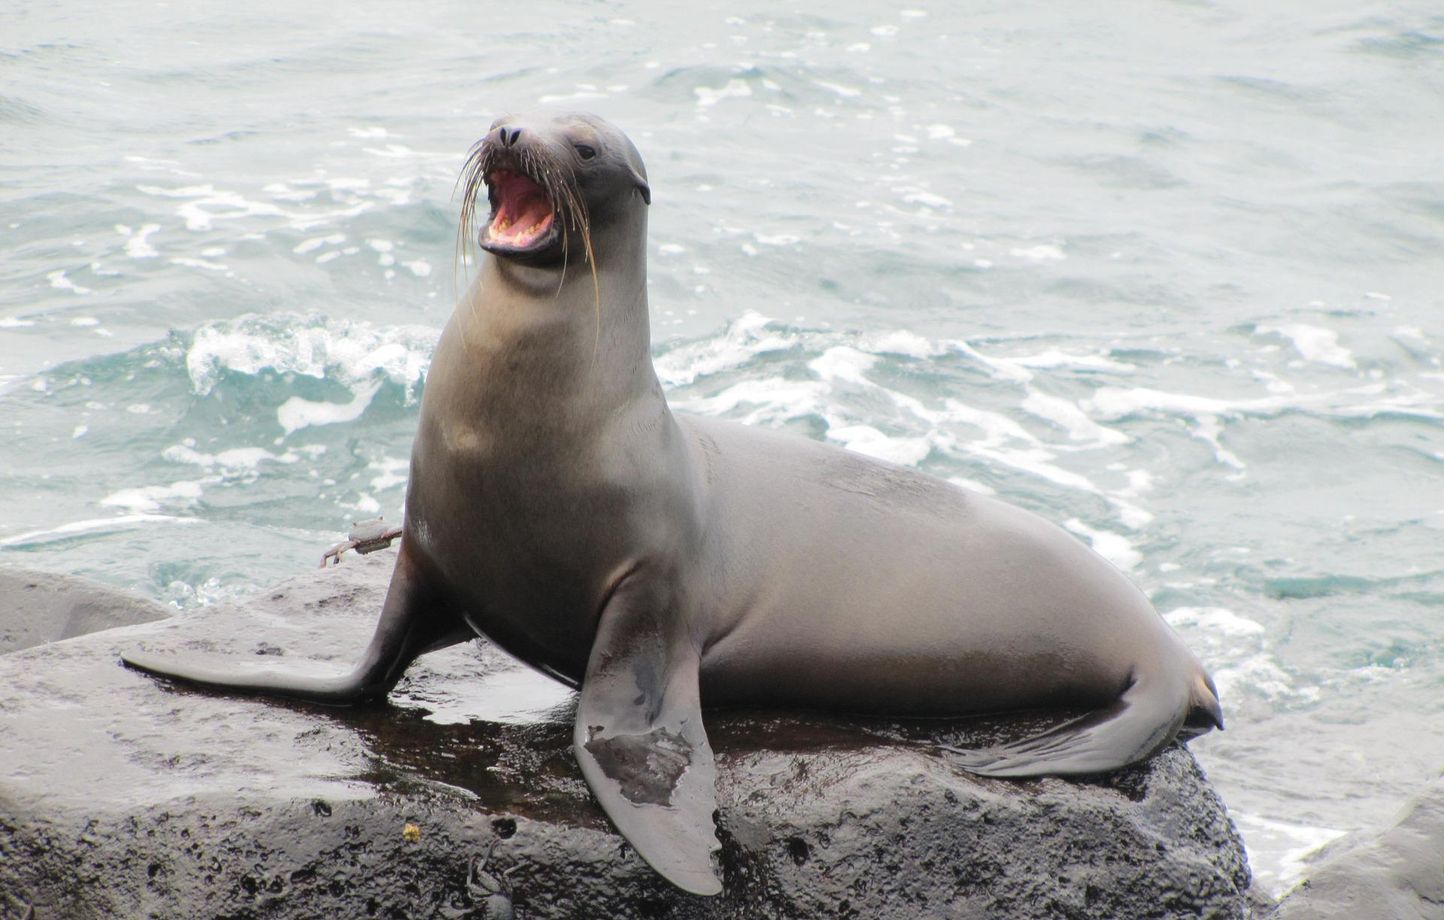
633, 169, 651, 205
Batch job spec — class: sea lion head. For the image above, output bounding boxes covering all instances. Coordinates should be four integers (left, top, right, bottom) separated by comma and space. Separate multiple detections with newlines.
459, 112, 651, 270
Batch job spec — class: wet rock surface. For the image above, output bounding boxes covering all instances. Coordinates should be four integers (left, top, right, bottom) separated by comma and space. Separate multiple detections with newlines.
0, 552, 1251, 919
1270, 775, 1444, 920
0, 566, 170, 654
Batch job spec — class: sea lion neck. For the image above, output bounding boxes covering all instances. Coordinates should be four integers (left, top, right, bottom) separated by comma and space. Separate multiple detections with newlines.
443, 237, 661, 420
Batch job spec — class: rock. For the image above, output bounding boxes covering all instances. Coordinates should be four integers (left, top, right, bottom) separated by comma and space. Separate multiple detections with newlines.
1271, 776, 1444, 920
0, 552, 1252, 919
0, 566, 171, 655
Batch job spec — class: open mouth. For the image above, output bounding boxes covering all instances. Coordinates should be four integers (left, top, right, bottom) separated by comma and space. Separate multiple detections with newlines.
483, 169, 558, 254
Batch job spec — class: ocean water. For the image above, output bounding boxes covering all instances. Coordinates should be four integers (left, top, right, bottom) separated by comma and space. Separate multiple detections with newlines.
4, 0, 1442, 897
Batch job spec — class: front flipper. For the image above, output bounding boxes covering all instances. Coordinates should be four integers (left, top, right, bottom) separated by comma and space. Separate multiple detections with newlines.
122, 547, 468, 706
574, 569, 721, 896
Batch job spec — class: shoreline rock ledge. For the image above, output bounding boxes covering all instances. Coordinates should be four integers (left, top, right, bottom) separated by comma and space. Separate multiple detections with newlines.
1, 553, 1251, 919
1269, 774, 1444, 920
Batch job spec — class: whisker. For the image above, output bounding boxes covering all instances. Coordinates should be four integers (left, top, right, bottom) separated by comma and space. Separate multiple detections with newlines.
450, 128, 595, 337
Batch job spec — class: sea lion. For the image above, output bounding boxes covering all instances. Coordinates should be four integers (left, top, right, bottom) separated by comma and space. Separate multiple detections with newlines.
122, 111, 1223, 896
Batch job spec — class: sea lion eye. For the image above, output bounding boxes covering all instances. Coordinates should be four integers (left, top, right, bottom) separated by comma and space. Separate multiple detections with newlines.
574, 144, 596, 160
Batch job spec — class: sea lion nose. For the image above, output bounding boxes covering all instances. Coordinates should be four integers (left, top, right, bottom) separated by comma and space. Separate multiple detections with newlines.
498, 126, 522, 148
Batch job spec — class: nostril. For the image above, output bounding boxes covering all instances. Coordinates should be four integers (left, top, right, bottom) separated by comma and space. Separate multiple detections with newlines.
500, 127, 522, 147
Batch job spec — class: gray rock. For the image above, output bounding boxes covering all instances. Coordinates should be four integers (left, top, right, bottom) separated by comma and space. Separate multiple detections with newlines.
0, 551, 1251, 919
0, 566, 170, 655
1271, 776, 1444, 920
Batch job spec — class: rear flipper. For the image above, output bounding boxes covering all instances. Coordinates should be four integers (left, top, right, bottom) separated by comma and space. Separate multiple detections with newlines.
943, 666, 1222, 778
121, 548, 468, 707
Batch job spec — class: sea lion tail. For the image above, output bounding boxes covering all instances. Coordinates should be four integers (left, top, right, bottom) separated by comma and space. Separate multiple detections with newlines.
942, 660, 1205, 778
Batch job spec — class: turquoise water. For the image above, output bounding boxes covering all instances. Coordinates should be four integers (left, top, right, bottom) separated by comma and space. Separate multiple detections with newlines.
4, 0, 1441, 895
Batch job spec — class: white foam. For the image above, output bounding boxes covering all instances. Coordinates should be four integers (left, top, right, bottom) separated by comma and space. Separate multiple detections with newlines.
865, 329, 946, 358
1021, 392, 1129, 446
162, 443, 301, 471
537, 90, 611, 105
0, 514, 201, 548
1081, 377, 1443, 465
808, 346, 877, 384
941, 397, 1038, 444
694, 79, 752, 107
932, 395, 1151, 523
352, 493, 381, 515
1232, 812, 1347, 895
277, 379, 383, 436
1253, 369, 1295, 394
1064, 519, 1141, 570
368, 239, 397, 266
184, 314, 436, 399
672, 377, 828, 425
119, 223, 161, 258
360, 144, 428, 159
1010, 244, 1067, 262
901, 189, 952, 209
1011, 349, 1134, 374
950, 340, 1034, 382
955, 440, 1100, 496
1082, 386, 1315, 472
1119, 468, 1153, 497
170, 257, 228, 272
753, 232, 799, 246
654, 311, 795, 387
100, 480, 205, 514
369, 455, 410, 492
1164, 606, 1266, 637
1209, 654, 1304, 702
266, 183, 317, 203
47, 270, 92, 294
1258, 324, 1356, 369
137, 183, 286, 231
825, 424, 932, 466
294, 233, 345, 254
947, 475, 995, 495
660, 318, 1150, 529
813, 80, 862, 98
1087, 386, 1244, 418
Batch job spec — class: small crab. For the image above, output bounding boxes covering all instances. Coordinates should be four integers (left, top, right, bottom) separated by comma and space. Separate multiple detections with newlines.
319, 517, 403, 567
467, 839, 519, 920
